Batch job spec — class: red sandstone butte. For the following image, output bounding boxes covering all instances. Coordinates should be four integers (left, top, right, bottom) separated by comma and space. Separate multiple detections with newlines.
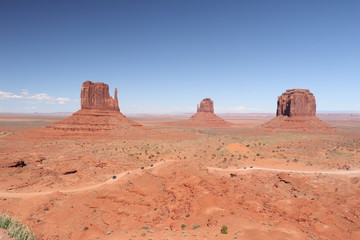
17, 81, 148, 139
81, 81, 120, 111
276, 89, 316, 117
197, 98, 215, 113
190, 98, 232, 127
263, 89, 333, 131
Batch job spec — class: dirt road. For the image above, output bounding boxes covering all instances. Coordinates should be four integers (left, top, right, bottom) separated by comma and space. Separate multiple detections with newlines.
208, 166, 360, 175
1, 160, 359, 199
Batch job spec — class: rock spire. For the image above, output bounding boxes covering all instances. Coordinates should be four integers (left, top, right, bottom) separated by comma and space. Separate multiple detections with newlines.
81, 81, 119, 111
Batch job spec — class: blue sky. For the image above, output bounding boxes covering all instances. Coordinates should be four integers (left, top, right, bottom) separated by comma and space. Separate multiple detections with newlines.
1, 0, 359, 113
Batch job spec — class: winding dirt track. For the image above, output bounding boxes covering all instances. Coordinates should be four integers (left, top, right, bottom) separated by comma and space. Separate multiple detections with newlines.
0, 159, 171, 198
0, 160, 359, 199
207, 166, 360, 175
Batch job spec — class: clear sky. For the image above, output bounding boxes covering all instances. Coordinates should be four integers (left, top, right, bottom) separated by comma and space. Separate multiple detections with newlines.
1, 0, 359, 114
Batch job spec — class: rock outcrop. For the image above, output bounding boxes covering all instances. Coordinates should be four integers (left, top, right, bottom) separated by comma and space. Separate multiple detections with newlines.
263, 89, 333, 131
21, 81, 149, 138
197, 98, 214, 113
190, 98, 232, 127
276, 89, 316, 117
81, 81, 119, 111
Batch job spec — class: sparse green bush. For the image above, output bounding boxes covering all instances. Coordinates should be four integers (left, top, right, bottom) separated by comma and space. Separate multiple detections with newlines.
0, 214, 37, 240
192, 224, 200, 229
220, 225, 228, 234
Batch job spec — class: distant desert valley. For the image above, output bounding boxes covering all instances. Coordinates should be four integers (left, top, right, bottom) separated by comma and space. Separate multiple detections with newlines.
0, 82, 359, 240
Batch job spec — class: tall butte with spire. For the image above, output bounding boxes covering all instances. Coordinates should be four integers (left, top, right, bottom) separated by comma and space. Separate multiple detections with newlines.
37, 81, 148, 138
80, 81, 120, 111
189, 98, 232, 127
262, 89, 333, 131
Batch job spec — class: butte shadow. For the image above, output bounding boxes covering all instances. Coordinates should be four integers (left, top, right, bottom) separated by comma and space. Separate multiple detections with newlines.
262, 89, 334, 132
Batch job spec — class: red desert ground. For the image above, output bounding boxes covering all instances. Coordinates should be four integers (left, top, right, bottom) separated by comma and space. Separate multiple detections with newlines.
0, 81, 359, 240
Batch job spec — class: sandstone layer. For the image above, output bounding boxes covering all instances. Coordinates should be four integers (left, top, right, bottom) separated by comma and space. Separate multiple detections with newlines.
190, 98, 232, 127
263, 89, 333, 131
46, 109, 146, 137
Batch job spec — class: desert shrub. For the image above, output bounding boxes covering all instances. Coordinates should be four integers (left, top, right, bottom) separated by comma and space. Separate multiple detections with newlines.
0, 214, 37, 240
220, 225, 228, 234
192, 224, 200, 229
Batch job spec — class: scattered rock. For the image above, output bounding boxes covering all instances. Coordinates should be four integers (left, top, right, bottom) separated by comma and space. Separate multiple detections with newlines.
8, 161, 26, 168
339, 164, 351, 170
63, 170, 78, 175
350, 177, 359, 184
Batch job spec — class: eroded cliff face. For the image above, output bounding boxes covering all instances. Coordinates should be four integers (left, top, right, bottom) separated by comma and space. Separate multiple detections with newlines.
197, 98, 214, 113
276, 89, 316, 117
263, 89, 333, 131
81, 81, 119, 111
19, 81, 149, 138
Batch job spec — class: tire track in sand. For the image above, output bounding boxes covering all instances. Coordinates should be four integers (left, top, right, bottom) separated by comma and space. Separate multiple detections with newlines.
0, 159, 172, 198
1, 160, 359, 198
208, 166, 360, 175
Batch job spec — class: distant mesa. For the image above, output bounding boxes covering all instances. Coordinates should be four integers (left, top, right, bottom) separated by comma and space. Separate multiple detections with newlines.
197, 98, 214, 113
262, 89, 333, 131
189, 98, 232, 127
48, 81, 147, 136
19, 81, 149, 138
276, 89, 316, 117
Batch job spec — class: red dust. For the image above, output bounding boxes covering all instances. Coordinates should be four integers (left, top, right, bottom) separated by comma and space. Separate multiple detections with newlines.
0, 113, 359, 240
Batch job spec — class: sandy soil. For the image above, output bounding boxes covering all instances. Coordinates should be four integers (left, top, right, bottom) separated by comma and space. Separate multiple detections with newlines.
0, 114, 359, 240
0, 229, 15, 240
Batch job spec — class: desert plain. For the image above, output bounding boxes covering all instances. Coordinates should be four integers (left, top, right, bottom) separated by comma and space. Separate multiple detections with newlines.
0, 112, 359, 240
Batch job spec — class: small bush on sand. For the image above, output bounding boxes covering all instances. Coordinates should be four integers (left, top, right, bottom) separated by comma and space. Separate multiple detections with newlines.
0, 214, 37, 240
221, 225, 228, 234
192, 224, 200, 229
